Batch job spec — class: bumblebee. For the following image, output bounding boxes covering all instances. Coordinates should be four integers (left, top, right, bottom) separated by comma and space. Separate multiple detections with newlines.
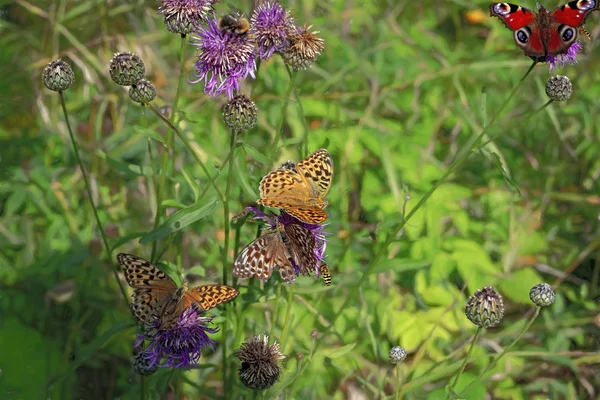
320, 264, 332, 286
217, 13, 250, 36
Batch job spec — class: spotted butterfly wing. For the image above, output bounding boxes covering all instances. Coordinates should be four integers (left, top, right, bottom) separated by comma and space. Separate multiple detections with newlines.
489, 1, 600, 60
117, 253, 177, 324
233, 232, 297, 283
258, 149, 333, 224
281, 223, 317, 276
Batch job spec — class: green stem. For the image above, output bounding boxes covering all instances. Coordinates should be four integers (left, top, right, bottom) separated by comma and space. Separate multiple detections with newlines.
140, 375, 146, 400
150, 37, 187, 262
447, 327, 482, 397
269, 282, 283, 338
521, 99, 553, 124
133, 86, 224, 201
58, 91, 128, 303
394, 364, 402, 400
292, 85, 310, 155
272, 69, 298, 161
279, 285, 294, 349
461, 308, 541, 394
358, 61, 537, 286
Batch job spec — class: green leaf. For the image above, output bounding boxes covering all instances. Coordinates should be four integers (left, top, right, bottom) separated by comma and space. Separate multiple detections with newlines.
242, 143, 270, 165
320, 342, 357, 359
97, 150, 154, 177
181, 168, 201, 202
133, 126, 166, 145
111, 231, 146, 251
139, 198, 220, 243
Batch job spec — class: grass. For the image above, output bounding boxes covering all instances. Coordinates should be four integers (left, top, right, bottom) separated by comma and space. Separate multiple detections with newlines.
1, 0, 599, 399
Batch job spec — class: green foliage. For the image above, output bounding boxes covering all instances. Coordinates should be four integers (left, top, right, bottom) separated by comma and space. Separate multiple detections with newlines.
1, 0, 599, 399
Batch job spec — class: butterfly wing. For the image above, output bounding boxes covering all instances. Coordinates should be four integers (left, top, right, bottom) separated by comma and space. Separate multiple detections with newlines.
489, 3, 536, 30
551, 1, 600, 26
285, 206, 328, 224
258, 168, 313, 207
282, 223, 317, 276
233, 232, 297, 283
117, 253, 177, 324
181, 285, 240, 312
295, 149, 334, 201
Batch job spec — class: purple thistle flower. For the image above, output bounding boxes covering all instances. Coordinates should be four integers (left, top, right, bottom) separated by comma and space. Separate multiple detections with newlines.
248, 207, 328, 276
158, 0, 217, 35
250, 1, 295, 60
135, 306, 218, 369
547, 42, 582, 71
191, 17, 256, 98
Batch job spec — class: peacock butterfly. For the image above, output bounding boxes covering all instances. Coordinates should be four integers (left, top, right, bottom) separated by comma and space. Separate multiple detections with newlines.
489, 1, 599, 61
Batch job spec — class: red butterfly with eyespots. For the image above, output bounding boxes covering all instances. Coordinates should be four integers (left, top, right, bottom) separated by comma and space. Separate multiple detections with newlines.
489, 1, 600, 61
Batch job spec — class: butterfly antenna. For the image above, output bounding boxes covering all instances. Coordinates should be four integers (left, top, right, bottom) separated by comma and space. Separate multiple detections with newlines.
580, 26, 592, 40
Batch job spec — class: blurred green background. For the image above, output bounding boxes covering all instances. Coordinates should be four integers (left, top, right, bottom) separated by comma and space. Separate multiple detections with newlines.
1, 0, 599, 399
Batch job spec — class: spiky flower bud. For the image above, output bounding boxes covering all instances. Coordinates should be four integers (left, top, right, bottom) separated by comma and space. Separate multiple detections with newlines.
465, 286, 504, 328
109, 52, 145, 86
529, 283, 555, 307
42, 59, 75, 92
281, 25, 325, 70
132, 352, 158, 376
128, 79, 156, 104
235, 334, 285, 391
545, 75, 572, 102
389, 346, 407, 365
223, 94, 258, 130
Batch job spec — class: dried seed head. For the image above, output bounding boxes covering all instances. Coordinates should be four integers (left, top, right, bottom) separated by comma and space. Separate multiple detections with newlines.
389, 346, 407, 365
222, 94, 258, 131
235, 334, 285, 391
545, 75, 572, 102
529, 283, 556, 307
465, 286, 505, 328
128, 79, 157, 104
281, 25, 325, 70
109, 52, 146, 86
42, 59, 75, 92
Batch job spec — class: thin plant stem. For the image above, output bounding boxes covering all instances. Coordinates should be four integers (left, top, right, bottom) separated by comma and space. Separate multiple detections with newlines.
140, 376, 146, 400
58, 91, 128, 302
279, 285, 294, 349
521, 99, 553, 124
132, 86, 224, 201
150, 36, 187, 261
292, 86, 311, 156
272, 68, 298, 161
447, 327, 483, 397
461, 308, 541, 394
357, 61, 538, 287
221, 129, 237, 397
394, 364, 402, 400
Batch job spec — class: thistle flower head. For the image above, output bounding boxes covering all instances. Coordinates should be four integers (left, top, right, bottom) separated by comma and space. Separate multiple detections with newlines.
158, 0, 216, 35
135, 306, 218, 369
248, 207, 328, 275
235, 334, 285, 391
545, 75, 573, 102
281, 25, 325, 70
128, 79, 156, 104
465, 286, 504, 328
529, 283, 556, 307
191, 17, 256, 98
42, 59, 75, 92
223, 94, 258, 130
389, 346, 407, 365
547, 42, 582, 71
109, 52, 145, 86
250, 1, 295, 59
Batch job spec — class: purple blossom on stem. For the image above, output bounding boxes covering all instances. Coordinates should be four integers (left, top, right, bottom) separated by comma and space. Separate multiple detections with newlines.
250, 1, 294, 60
248, 207, 328, 276
547, 42, 582, 71
135, 306, 218, 369
191, 17, 256, 98
158, 0, 217, 35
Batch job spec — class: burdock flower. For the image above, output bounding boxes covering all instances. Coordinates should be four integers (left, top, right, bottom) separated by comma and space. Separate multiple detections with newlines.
281, 25, 325, 70
235, 334, 285, 391
109, 52, 145, 86
465, 286, 505, 328
250, 1, 294, 60
158, 0, 216, 35
191, 17, 256, 98
223, 94, 258, 130
546, 75, 572, 102
42, 59, 75, 92
529, 283, 555, 307
128, 79, 156, 104
547, 42, 582, 71
389, 346, 407, 365
135, 306, 218, 369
